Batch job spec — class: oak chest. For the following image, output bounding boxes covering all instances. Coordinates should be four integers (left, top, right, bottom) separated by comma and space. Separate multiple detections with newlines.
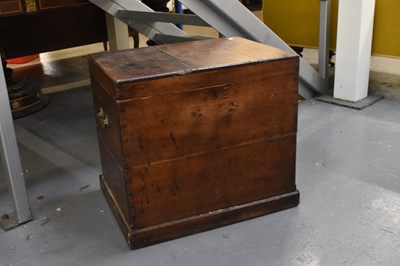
89, 37, 300, 249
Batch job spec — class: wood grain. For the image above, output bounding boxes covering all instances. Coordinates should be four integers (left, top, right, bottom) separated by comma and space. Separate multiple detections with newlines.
128, 135, 297, 228
89, 37, 300, 249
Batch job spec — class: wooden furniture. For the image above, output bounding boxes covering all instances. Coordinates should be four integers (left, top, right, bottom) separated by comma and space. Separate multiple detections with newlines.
0, 0, 108, 59
89, 37, 300, 249
0, 1, 109, 118
0, 0, 173, 58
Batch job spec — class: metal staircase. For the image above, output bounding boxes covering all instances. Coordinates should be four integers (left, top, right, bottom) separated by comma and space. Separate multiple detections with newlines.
90, 0, 327, 99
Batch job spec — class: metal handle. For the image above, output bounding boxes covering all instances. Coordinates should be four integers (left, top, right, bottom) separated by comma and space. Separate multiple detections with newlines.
96, 108, 110, 129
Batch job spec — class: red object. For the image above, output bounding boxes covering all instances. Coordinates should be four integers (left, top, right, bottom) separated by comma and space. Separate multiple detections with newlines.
7, 54, 39, 64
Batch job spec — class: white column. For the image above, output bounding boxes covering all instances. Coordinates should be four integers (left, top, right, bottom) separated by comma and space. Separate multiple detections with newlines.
105, 13, 130, 51
318, 0, 331, 92
334, 0, 376, 102
0, 63, 32, 225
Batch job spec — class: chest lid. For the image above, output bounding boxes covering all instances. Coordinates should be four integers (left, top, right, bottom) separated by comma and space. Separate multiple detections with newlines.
89, 37, 297, 99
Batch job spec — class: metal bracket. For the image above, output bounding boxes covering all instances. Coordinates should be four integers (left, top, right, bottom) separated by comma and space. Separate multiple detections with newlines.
90, 0, 188, 45
116, 10, 210, 26
152, 34, 209, 44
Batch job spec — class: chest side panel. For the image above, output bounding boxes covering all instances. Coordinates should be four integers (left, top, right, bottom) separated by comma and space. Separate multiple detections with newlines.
90, 65, 130, 221
118, 58, 298, 168
90, 66, 125, 168
98, 139, 130, 223
128, 134, 297, 228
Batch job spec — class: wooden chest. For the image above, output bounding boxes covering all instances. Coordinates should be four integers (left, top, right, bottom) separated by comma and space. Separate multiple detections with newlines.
89, 37, 300, 249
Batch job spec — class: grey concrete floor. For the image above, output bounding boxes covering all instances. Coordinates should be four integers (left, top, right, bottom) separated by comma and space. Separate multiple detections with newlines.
1, 53, 400, 265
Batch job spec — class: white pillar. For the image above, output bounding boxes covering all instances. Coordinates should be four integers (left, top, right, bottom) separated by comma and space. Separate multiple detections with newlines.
318, 0, 331, 92
333, 0, 376, 102
105, 13, 130, 51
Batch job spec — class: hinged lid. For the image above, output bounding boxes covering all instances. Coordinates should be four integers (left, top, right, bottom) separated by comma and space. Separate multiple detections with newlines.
89, 37, 297, 98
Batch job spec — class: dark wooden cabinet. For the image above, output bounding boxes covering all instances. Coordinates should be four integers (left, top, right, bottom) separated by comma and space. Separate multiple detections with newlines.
89, 37, 300, 249
36, 0, 89, 10
0, 0, 108, 59
0, 0, 92, 16
0, 0, 25, 16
